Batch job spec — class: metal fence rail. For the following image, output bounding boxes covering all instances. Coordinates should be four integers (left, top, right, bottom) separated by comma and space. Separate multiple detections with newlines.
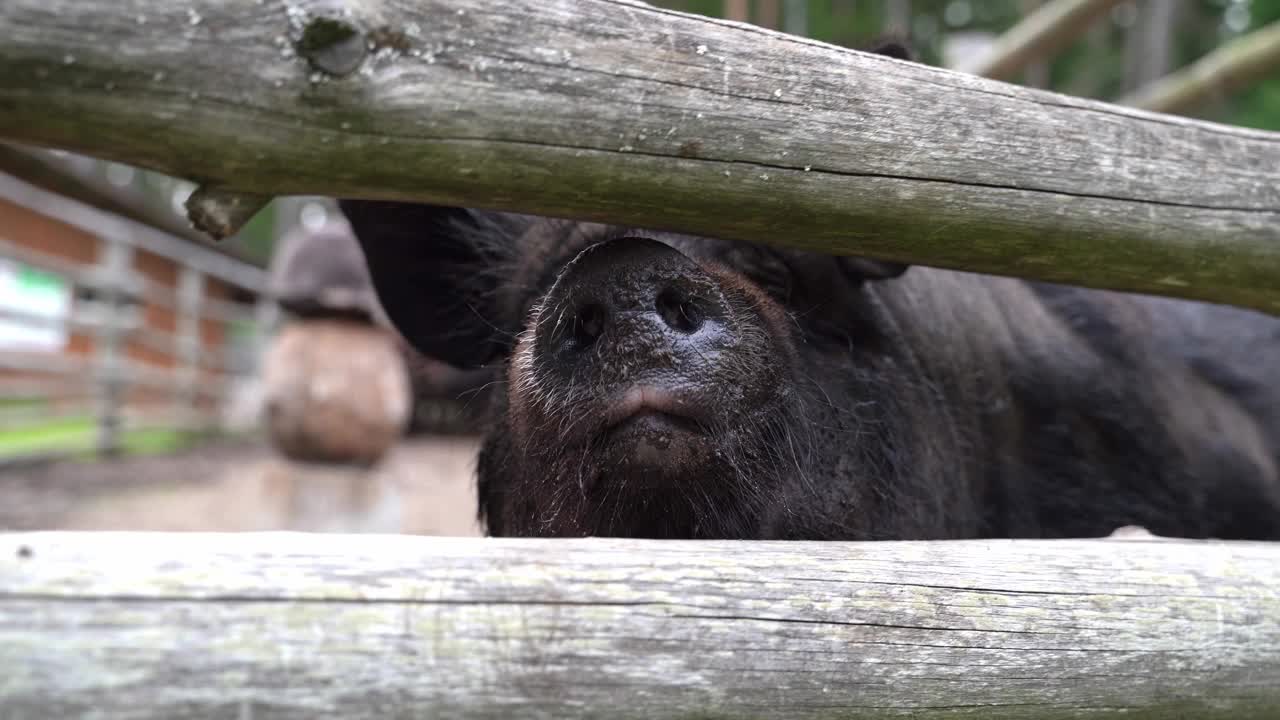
0, 173, 277, 459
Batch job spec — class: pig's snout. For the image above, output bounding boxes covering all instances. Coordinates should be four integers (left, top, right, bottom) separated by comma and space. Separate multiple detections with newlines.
535, 237, 733, 378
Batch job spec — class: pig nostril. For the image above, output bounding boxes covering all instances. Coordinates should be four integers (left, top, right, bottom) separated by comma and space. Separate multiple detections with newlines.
573, 302, 607, 346
656, 288, 704, 334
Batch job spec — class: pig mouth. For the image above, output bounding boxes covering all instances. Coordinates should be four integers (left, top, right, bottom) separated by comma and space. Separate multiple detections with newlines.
600, 385, 709, 435
607, 409, 704, 439
594, 385, 714, 471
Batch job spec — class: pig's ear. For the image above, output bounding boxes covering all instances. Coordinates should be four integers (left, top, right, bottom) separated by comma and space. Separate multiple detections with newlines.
866, 37, 914, 62
338, 199, 520, 369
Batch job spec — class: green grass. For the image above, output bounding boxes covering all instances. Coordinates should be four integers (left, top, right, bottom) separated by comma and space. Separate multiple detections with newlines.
0, 415, 203, 460
0, 396, 45, 410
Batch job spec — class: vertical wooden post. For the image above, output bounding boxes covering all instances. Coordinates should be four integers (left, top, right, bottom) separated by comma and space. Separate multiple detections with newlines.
91, 235, 134, 457
724, 0, 749, 23
174, 266, 205, 429
1020, 0, 1051, 88
255, 194, 293, 371
783, 0, 808, 36
252, 294, 281, 371
885, 0, 911, 35
1123, 0, 1180, 92
756, 0, 781, 29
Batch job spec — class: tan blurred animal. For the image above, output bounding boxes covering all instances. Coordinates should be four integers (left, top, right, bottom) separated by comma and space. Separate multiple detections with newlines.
262, 218, 412, 466
261, 319, 411, 466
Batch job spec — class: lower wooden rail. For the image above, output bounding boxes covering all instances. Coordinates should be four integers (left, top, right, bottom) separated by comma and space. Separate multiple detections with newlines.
1, 532, 1278, 719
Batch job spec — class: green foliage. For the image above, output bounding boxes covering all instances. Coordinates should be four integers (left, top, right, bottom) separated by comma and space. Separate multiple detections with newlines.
1230, 78, 1280, 131
654, 0, 1279, 130
1224, 0, 1280, 130
235, 199, 277, 264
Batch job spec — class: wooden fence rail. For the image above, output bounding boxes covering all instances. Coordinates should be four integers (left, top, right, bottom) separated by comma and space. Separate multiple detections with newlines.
2, 0, 1279, 313
0, 532, 1277, 719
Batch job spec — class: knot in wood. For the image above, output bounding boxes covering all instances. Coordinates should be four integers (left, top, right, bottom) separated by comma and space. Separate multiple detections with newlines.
296, 15, 367, 77
185, 187, 271, 241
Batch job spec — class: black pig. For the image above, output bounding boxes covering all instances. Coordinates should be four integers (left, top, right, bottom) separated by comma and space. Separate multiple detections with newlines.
335, 41, 1279, 542
338, 197, 1280, 541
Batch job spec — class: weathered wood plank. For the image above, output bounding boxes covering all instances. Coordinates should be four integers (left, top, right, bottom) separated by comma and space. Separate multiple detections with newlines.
1, 532, 1278, 719
1, 1, 1279, 313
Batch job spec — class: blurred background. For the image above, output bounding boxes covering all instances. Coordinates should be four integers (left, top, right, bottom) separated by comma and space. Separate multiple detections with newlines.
0, 0, 1276, 534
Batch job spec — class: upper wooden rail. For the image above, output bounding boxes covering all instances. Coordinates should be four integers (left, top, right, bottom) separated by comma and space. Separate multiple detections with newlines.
1, 0, 1278, 313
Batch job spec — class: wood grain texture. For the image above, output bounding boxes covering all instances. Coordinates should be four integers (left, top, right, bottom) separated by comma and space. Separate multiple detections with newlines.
2, 532, 1279, 719
1, 0, 1279, 313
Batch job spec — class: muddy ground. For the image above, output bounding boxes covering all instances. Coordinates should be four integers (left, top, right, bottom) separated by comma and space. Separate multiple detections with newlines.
0, 435, 483, 535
